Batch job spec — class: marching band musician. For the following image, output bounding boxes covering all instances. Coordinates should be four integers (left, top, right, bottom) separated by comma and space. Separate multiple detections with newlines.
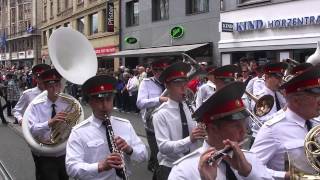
168, 82, 274, 180
13, 64, 51, 125
23, 69, 70, 180
245, 65, 265, 105
251, 62, 288, 122
136, 59, 170, 174
152, 62, 206, 180
195, 65, 239, 108
251, 65, 320, 179
66, 75, 147, 180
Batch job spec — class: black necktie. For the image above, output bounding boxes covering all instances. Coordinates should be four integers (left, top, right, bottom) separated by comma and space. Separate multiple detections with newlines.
274, 92, 281, 111
222, 160, 238, 180
306, 120, 313, 131
179, 102, 189, 138
51, 104, 56, 118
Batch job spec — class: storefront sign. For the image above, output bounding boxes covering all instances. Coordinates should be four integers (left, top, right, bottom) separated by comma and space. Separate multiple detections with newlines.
95, 46, 116, 55
106, 2, 114, 32
18, 51, 26, 59
170, 26, 185, 39
26, 50, 34, 58
221, 22, 234, 32
125, 37, 138, 44
223, 15, 320, 32
11, 52, 18, 60
0, 54, 5, 61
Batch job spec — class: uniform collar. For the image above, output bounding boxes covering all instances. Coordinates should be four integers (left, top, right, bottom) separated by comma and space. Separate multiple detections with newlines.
263, 86, 276, 94
207, 80, 216, 88
168, 98, 181, 108
286, 107, 306, 128
90, 115, 104, 128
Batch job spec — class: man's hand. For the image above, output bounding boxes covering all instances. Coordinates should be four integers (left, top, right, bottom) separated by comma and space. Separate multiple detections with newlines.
222, 139, 252, 177
159, 96, 168, 103
190, 127, 207, 143
115, 136, 133, 155
48, 112, 67, 127
198, 148, 217, 180
18, 119, 23, 126
98, 153, 123, 173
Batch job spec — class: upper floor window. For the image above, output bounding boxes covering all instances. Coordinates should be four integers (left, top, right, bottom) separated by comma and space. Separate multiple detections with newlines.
50, 1, 53, 18
43, 31, 47, 46
126, 0, 139, 27
77, 17, 85, 34
89, 13, 98, 35
186, 0, 209, 14
152, 0, 169, 21
43, 5, 47, 21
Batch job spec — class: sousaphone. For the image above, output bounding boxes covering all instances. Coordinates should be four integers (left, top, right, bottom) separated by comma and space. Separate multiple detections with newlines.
22, 27, 98, 155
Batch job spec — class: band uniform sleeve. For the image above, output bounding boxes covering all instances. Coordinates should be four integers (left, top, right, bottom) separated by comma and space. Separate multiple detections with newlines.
153, 112, 192, 155
13, 92, 29, 121
195, 86, 204, 109
235, 152, 275, 180
136, 80, 161, 110
168, 164, 197, 180
127, 122, 148, 162
250, 126, 281, 169
66, 130, 99, 179
24, 103, 50, 138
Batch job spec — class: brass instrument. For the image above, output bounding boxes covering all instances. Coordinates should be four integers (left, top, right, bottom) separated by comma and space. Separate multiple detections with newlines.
245, 91, 274, 117
104, 115, 128, 180
49, 93, 82, 144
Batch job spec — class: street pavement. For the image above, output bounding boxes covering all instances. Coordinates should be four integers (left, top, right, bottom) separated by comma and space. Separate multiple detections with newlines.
0, 101, 153, 180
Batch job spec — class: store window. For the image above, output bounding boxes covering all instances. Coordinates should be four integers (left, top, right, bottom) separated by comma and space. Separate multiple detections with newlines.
90, 13, 98, 35
186, 0, 209, 15
126, 0, 139, 27
77, 17, 85, 34
152, 0, 169, 21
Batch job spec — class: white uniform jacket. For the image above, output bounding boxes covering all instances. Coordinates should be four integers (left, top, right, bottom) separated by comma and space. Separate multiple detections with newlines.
66, 115, 148, 180
251, 108, 319, 179
195, 81, 216, 109
136, 77, 163, 124
152, 99, 199, 168
13, 86, 42, 122
168, 141, 274, 180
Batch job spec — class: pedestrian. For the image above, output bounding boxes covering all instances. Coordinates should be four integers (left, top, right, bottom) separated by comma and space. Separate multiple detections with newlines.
6, 73, 20, 120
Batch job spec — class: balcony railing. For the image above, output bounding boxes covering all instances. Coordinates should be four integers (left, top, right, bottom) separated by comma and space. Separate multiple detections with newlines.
7, 29, 41, 39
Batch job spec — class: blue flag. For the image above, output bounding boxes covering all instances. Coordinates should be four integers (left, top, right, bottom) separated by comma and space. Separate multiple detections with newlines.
0, 32, 7, 48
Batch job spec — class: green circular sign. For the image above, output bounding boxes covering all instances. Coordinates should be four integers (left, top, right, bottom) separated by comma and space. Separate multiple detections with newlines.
125, 37, 138, 44
170, 26, 185, 39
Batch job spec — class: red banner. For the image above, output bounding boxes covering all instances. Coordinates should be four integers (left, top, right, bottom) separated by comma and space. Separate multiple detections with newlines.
95, 46, 116, 55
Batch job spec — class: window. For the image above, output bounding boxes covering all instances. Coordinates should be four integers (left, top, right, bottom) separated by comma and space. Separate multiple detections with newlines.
65, 0, 69, 9
49, 28, 53, 37
152, 0, 169, 21
126, 0, 139, 27
11, 8, 16, 22
238, 0, 270, 5
186, 0, 209, 14
57, 0, 61, 13
11, 24, 16, 35
43, 31, 47, 46
89, 13, 98, 35
43, 5, 47, 21
50, 1, 53, 18
77, 17, 85, 33
64, 22, 70, 27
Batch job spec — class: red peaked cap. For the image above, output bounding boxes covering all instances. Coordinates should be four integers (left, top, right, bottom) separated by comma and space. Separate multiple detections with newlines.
263, 62, 288, 77
212, 65, 239, 79
82, 75, 117, 96
159, 62, 191, 83
193, 82, 249, 124
32, 64, 51, 77
39, 69, 62, 83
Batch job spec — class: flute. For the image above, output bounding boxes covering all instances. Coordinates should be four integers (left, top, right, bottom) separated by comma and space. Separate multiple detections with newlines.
207, 138, 249, 166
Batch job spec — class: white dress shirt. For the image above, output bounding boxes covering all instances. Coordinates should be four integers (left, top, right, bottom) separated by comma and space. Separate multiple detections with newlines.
152, 99, 199, 167
136, 77, 163, 123
66, 115, 148, 180
251, 108, 319, 179
126, 76, 139, 96
23, 91, 71, 157
195, 81, 216, 109
13, 86, 42, 122
168, 141, 274, 180
251, 86, 286, 122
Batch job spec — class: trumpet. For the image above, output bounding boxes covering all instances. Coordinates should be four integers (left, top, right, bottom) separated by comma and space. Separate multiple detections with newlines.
245, 91, 274, 117
104, 114, 128, 180
207, 138, 250, 165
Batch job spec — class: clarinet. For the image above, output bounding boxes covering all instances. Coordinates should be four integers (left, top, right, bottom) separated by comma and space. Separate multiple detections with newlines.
104, 115, 128, 180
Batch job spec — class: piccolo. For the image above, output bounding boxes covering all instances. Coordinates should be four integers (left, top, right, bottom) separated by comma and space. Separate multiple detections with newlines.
207, 138, 249, 165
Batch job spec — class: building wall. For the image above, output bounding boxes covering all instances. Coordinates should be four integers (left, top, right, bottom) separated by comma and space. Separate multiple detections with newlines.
221, 0, 293, 12
40, 0, 120, 70
121, 0, 220, 64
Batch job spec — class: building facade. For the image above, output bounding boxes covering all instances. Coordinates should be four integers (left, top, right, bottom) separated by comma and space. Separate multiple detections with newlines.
111, 0, 220, 68
220, 0, 320, 65
0, 0, 42, 68
40, 0, 120, 71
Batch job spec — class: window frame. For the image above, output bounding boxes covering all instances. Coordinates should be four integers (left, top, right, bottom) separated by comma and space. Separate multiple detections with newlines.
89, 12, 98, 35
77, 17, 85, 34
186, 0, 209, 15
237, 0, 270, 6
126, 0, 139, 27
152, 0, 169, 22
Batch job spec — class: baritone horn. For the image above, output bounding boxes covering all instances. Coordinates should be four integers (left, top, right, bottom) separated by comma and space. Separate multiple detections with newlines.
22, 27, 97, 155
244, 91, 274, 117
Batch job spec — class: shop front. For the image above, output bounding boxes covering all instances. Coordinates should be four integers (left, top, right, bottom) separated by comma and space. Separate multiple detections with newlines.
219, 0, 320, 65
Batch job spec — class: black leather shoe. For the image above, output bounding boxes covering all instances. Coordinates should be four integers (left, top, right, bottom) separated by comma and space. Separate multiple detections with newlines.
2, 121, 8, 125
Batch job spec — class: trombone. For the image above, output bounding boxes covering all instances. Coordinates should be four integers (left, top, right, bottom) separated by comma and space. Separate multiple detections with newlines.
244, 91, 274, 128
